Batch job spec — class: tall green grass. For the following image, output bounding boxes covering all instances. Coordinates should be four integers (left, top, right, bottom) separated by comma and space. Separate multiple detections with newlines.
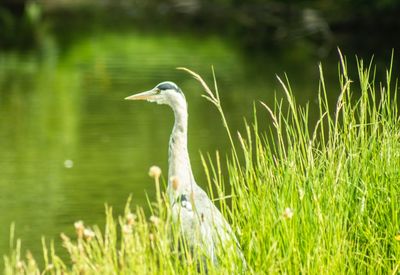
4, 52, 400, 274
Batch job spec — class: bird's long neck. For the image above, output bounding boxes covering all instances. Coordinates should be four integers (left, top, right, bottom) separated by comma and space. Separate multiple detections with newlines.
168, 102, 194, 194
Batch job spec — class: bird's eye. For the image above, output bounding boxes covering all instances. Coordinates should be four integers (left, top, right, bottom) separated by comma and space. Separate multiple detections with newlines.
155, 89, 161, 94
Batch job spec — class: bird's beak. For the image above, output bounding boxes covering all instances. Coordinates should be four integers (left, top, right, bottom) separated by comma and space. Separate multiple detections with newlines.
124, 89, 158, 101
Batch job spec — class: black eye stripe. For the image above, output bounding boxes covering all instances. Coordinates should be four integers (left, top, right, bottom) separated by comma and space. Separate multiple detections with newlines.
156, 82, 178, 91
154, 82, 185, 98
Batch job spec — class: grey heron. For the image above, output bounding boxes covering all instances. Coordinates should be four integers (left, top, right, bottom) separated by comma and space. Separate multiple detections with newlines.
125, 81, 244, 267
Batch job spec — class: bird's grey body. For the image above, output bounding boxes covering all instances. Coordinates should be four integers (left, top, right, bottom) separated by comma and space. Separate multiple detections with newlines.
125, 81, 242, 265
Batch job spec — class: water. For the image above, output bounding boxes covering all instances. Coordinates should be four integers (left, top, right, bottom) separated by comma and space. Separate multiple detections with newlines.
0, 30, 360, 261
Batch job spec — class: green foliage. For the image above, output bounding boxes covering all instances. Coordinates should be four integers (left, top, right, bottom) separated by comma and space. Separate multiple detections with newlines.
0, 2, 45, 50
3, 54, 400, 273
225, 51, 400, 273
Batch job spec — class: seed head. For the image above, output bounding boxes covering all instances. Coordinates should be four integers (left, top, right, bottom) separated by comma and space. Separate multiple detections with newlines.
83, 228, 95, 240
283, 207, 294, 219
126, 212, 137, 225
150, 215, 160, 226
16, 260, 24, 270
74, 220, 84, 229
26, 251, 34, 261
60, 233, 70, 244
148, 166, 162, 179
74, 220, 85, 238
123, 224, 132, 235
170, 176, 180, 191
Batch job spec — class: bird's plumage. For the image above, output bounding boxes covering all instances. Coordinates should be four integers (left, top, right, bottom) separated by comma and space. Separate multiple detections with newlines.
126, 81, 244, 266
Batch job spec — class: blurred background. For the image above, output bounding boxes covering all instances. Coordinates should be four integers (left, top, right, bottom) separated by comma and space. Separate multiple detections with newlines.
1, 0, 399, 264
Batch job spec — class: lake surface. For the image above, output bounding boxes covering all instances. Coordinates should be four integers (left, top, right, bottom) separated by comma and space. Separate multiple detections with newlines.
0, 30, 385, 261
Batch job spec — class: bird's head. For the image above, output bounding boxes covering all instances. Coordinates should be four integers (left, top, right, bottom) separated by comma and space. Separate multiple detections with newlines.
125, 81, 186, 108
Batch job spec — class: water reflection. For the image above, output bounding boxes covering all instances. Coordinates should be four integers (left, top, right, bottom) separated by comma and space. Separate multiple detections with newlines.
0, 31, 331, 260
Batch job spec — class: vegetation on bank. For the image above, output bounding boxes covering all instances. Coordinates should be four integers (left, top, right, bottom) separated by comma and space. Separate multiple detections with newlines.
3, 53, 400, 274
2, 0, 400, 52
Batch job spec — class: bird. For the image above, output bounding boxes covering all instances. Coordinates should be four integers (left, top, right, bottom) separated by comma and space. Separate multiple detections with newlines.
125, 81, 244, 267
